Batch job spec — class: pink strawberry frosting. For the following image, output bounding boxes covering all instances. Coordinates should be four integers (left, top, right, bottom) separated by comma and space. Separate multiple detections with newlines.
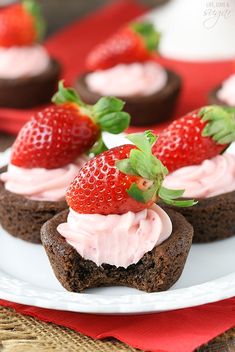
163, 153, 235, 198
0, 156, 88, 202
57, 204, 172, 268
85, 62, 168, 97
0, 45, 50, 79
217, 74, 235, 107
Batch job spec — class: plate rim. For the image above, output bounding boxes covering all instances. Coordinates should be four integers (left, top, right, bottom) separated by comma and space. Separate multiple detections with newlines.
1, 268, 235, 314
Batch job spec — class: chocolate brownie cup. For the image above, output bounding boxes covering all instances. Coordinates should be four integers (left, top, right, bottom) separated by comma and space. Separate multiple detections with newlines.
0, 58, 61, 109
0, 167, 67, 244
75, 69, 182, 127
41, 208, 193, 293
165, 191, 235, 243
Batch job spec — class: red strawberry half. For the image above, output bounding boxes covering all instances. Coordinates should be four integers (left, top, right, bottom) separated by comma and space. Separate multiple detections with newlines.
0, 0, 45, 47
67, 131, 196, 215
11, 81, 130, 169
152, 106, 235, 173
86, 21, 160, 71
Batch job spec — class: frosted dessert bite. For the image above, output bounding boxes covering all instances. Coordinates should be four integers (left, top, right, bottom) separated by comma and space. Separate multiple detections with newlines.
0, 82, 130, 243
209, 74, 235, 108
153, 105, 235, 242
41, 132, 194, 293
0, 0, 60, 108
75, 22, 181, 126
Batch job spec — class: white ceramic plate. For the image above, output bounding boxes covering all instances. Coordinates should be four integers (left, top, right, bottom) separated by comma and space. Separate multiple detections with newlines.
0, 138, 235, 314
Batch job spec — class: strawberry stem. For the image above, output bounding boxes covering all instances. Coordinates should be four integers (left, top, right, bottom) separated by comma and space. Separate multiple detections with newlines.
23, 0, 45, 41
116, 131, 197, 207
52, 81, 84, 106
200, 105, 235, 145
131, 21, 160, 52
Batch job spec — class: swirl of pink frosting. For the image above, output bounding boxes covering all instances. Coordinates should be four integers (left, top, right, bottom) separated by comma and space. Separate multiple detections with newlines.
217, 74, 235, 107
85, 62, 168, 97
57, 204, 172, 268
0, 156, 88, 202
0, 45, 50, 79
163, 153, 235, 198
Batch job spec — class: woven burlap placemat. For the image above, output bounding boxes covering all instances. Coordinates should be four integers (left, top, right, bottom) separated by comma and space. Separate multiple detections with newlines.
0, 306, 234, 352
0, 306, 139, 352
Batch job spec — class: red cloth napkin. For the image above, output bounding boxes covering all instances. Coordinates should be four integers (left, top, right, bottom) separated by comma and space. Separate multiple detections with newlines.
0, 0, 233, 135
1, 2, 235, 352
0, 298, 235, 352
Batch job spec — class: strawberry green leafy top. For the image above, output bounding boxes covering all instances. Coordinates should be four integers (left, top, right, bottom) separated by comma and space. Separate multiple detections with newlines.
117, 131, 197, 207
23, 0, 45, 41
131, 22, 160, 52
200, 105, 235, 145
53, 81, 130, 136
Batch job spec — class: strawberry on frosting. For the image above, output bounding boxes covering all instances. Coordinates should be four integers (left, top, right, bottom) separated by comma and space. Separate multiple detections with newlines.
1, 82, 130, 202
66, 131, 196, 215
152, 105, 235, 200
86, 21, 160, 71
152, 105, 235, 173
11, 81, 130, 169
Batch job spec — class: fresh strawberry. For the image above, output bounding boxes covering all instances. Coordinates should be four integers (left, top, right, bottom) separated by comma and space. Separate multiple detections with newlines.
86, 21, 160, 71
0, 0, 45, 47
152, 106, 235, 173
67, 131, 196, 215
11, 81, 130, 169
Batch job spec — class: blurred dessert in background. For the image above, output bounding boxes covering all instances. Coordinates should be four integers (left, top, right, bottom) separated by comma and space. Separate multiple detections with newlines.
75, 21, 182, 126
209, 73, 235, 107
0, 0, 61, 108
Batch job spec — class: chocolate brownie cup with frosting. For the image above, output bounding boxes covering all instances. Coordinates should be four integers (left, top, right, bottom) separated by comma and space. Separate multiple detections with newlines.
151, 105, 235, 243
41, 131, 194, 292
0, 83, 130, 243
41, 207, 193, 292
75, 21, 181, 126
